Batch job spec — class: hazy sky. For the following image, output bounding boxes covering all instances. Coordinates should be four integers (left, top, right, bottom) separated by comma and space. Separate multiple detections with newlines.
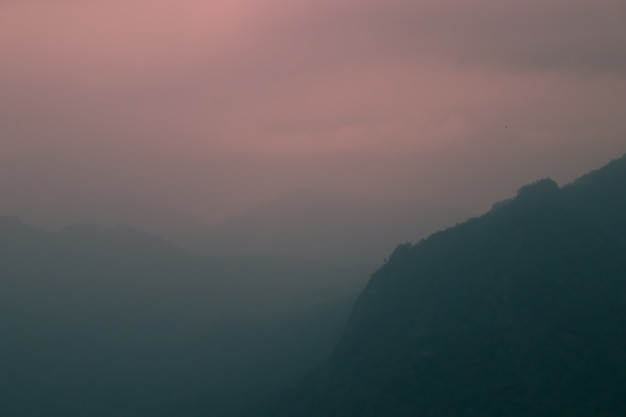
2, 0, 625, 222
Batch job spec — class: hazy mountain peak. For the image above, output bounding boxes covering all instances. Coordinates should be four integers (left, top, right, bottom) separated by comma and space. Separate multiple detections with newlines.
0, 215, 22, 227
0, 186, 211, 249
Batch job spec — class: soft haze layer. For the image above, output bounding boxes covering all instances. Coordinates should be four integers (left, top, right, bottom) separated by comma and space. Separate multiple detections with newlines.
1, 0, 625, 221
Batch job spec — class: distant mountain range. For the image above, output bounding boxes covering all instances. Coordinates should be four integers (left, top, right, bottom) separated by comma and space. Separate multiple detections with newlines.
1, 187, 471, 264
0, 217, 371, 417
0, 188, 211, 247
7, 153, 624, 417
262, 154, 626, 417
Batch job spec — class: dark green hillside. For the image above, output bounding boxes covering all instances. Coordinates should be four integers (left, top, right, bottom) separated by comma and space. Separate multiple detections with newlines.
266, 154, 626, 417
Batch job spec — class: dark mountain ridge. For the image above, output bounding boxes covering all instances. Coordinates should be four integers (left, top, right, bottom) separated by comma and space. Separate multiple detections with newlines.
265, 154, 626, 417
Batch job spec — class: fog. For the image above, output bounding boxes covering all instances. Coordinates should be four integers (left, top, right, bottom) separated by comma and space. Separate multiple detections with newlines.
2, 2, 626, 416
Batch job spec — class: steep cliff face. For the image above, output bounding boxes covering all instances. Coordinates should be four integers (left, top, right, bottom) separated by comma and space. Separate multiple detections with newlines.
267, 154, 626, 417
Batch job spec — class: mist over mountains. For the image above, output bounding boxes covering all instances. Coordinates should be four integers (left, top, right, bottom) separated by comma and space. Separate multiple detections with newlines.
0, 188, 470, 264
2, 154, 626, 417
0, 185, 470, 416
2, 0, 625, 415
0, 216, 370, 416
200, 189, 471, 263
0, 188, 210, 248
262, 154, 626, 417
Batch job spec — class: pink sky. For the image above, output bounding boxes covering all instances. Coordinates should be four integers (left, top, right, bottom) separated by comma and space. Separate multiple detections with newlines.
1, 0, 626, 221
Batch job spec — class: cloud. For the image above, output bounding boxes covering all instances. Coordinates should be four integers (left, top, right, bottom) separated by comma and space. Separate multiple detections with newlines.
1, 0, 625, 218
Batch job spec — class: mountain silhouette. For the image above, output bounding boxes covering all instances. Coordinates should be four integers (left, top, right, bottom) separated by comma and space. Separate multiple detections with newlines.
0, 187, 211, 247
0, 186, 470, 265
263, 154, 626, 417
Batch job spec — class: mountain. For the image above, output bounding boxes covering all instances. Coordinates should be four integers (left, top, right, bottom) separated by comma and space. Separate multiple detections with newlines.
201, 189, 471, 264
0, 187, 211, 247
0, 186, 470, 265
264, 154, 626, 417
0, 217, 371, 417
